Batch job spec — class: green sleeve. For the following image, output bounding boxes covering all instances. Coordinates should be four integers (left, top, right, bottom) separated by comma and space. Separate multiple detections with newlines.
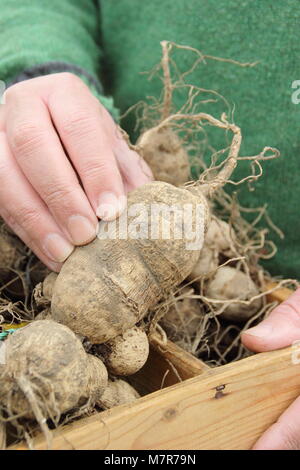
0, 0, 119, 120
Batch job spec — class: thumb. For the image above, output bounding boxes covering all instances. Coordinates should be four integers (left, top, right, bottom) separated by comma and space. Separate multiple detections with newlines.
241, 288, 300, 352
252, 395, 300, 450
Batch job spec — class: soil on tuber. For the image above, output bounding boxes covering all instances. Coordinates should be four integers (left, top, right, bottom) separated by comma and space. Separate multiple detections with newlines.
205, 266, 263, 322
97, 379, 140, 410
0, 320, 108, 429
137, 125, 190, 186
100, 326, 149, 376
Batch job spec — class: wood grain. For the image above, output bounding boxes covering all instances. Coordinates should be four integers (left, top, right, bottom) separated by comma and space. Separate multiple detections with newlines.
130, 334, 209, 395
12, 345, 300, 450
265, 282, 295, 304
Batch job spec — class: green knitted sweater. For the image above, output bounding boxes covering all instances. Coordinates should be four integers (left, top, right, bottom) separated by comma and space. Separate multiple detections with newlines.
0, 0, 299, 278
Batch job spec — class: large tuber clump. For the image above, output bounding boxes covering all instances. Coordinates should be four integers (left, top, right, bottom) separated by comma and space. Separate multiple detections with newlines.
52, 181, 210, 343
0, 320, 108, 422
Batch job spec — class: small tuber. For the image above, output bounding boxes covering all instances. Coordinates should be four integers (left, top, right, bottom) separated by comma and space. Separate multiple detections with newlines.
98, 379, 140, 410
205, 266, 262, 322
137, 126, 190, 186
101, 326, 149, 376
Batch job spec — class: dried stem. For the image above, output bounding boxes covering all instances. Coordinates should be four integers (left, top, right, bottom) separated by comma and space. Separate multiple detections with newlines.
160, 41, 173, 120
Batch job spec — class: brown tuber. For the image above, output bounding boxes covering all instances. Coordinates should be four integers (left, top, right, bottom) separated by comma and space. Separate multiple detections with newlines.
205, 217, 236, 256
137, 126, 190, 186
51, 114, 241, 344
205, 266, 263, 321
0, 233, 20, 272
52, 181, 210, 343
161, 287, 202, 338
42, 272, 58, 301
102, 326, 149, 376
0, 320, 108, 424
188, 217, 236, 281
98, 379, 140, 410
34, 272, 58, 308
187, 217, 237, 281
188, 245, 219, 280
35, 308, 52, 321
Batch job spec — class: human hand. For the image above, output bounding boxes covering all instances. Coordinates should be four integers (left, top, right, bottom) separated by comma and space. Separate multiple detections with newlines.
0, 73, 152, 272
242, 288, 300, 450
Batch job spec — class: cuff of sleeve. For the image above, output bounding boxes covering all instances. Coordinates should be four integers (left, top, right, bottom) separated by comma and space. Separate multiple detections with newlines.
7, 61, 120, 122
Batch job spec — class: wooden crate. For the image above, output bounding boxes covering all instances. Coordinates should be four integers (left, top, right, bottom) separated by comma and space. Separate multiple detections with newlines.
11, 284, 300, 450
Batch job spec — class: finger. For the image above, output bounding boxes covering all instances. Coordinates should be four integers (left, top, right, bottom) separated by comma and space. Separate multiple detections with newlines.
5, 89, 98, 245
242, 288, 300, 352
0, 131, 73, 271
47, 74, 126, 220
1, 211, 63, 273
0, 105, 5, 130
253, 395, 300, 450
101, 108, 153, 191
114, 134, 153, 191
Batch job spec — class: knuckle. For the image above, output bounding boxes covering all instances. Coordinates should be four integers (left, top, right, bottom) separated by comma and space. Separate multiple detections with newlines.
11, 121, 45, 154
4, 83, 25, 101
44, 183, 77, 210
59, 111, 96, 139
2, 212, 17, 231
59, 72, 82, 87
17, 207, 41, 232
81, 158, 111, 182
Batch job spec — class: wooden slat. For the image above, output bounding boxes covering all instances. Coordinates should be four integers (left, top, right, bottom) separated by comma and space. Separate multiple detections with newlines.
131, 284, 294, 395
130, 334, 209, 395
11, 345, 300, 450
265, 282, 294, 304
150, 334, 210, 376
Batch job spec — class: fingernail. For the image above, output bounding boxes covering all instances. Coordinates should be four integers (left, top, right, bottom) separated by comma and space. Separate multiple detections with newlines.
244, 323, 273, 338
68, 215, 96, 245
43, 233, 74, 263
47, 261, 63, 273
96, 192, 127, 221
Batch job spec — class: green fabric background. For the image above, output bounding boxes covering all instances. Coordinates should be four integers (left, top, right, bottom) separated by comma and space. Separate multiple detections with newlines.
0, 0, 299, 278
100, 0, 300, 280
